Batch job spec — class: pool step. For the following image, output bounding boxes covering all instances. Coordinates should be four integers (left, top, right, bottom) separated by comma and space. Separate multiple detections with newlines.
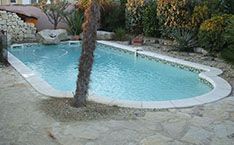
68, 41, 79, 45
11, 44, 24, 49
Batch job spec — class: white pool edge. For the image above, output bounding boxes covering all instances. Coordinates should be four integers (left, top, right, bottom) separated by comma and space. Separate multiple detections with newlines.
8, 40, 232, 109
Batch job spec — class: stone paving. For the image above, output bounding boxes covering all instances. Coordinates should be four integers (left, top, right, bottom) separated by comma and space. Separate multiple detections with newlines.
0, 66, 234, 145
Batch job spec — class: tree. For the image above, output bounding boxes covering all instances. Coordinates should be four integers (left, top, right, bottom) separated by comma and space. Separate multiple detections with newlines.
0, 31, 8, 65
42, 0, 69, 29
74, 0, 109, 107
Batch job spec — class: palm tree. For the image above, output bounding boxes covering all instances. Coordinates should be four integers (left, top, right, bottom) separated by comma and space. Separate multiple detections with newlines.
74, 0, 109, 107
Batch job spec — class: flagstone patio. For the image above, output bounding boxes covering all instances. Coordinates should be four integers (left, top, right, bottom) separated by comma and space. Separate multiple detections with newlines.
0, 66, 234, 145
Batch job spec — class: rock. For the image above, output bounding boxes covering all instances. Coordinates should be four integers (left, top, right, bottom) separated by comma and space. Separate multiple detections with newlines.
80, 31, 114, 40
191, 116, 215, 128
0, 10, 36, 43
86, 142, 95, 145
133, 110, 145, 117
0, 14, 8, 19
0, 10, 6, 14
0, 20, 6, 25
193, 47, 208, 55
181, 126, 212, 145
143, 112, 173, 121
6, 34, 12, 45
143, 37, 159, 44
210, 137, 234, 145
37, 29, 68, 44
140, 134, 173, 145
71, 35, 80, 40
212, 123, 234, 138
162, 120, 189, 139
97, 31, 114, 40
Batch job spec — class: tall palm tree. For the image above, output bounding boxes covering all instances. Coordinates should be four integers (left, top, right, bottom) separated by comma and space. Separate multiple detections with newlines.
74, 0, 109, 107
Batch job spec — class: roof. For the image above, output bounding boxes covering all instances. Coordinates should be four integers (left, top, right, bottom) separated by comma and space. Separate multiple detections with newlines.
0, 5, 74, 31
0, 5, 39, 19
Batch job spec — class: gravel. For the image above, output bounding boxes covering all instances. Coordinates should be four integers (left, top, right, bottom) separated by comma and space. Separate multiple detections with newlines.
40, 98, 153, 122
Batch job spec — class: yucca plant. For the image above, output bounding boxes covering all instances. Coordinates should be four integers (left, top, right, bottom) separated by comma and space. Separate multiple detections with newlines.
114, 28, 126, 41
170, 28, 198, 52
63, 9, 84, 35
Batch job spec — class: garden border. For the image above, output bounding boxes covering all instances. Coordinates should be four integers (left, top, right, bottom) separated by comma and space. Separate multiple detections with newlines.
8, 40, 232, 109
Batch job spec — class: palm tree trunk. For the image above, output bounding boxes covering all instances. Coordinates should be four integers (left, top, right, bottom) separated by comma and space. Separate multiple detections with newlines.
74, 0, 100, 107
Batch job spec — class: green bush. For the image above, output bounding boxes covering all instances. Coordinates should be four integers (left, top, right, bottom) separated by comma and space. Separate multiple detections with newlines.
202, 0, 234, 15
190, 4, 210, 29
221, 44, 234, 65
221, 0, 234, 14
156, 0, 199, 37
201, 0, 222, 16
221, 15, 234, 64
170, 28, 197, 52
100, 3, 126, 31
125, 0, 145, 34
157, 0, 195, 28
63, 9, 84, 35
198, 15, 231, 52
142, 0, 160, 37
114, 28, 126, 41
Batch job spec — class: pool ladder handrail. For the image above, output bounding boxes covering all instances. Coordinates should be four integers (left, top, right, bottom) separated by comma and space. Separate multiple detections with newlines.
134, 48, 143, 57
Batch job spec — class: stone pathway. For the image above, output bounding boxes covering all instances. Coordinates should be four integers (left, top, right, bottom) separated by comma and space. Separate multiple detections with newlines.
0, 66, 234, 145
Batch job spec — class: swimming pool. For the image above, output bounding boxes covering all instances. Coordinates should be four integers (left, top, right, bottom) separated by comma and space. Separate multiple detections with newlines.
8, 41, 231, 108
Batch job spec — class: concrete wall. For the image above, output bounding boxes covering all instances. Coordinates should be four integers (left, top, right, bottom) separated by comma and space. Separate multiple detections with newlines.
0, 10, 37, 43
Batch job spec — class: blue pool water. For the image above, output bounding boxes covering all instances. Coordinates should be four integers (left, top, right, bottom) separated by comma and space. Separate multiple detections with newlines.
9, 43, 212, 101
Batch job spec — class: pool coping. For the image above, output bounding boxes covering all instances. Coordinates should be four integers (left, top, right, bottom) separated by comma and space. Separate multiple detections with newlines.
8, 40, 232, 109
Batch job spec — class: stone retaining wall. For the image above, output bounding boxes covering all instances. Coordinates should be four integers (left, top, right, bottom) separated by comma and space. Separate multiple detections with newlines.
0, 11, 37, 43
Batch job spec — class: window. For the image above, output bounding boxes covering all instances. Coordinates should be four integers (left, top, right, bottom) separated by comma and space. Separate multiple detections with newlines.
31, 0, 37, 4
10, 0, 16, 3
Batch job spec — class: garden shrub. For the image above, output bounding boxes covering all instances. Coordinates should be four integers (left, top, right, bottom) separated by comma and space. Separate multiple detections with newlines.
190, 4, 210, 29
100, 3, 126, 31
202, 0, 234, 15
142, 0, 160, 37
198, 14, 231, 53
156, 0, 199, 38
157, 0, 193, 28
202, 0, 222, 16
221, 15, 234, 64
114, 28, 127, 41
156, 0, 232, 38
63, 9, 84, 35
125, 0, 145, 34
221, 0, 234, 14
170, 27, 197, 52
